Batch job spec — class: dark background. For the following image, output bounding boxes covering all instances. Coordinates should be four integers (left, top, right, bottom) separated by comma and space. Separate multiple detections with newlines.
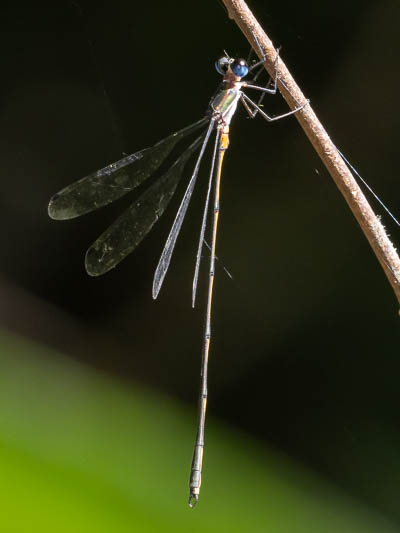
1, 0, 400, 524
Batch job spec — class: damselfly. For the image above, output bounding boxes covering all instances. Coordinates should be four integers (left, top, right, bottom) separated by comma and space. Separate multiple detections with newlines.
48, 50, 306, 506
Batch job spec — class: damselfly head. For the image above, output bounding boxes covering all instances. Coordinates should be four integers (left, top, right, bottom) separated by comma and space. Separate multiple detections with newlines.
215, 56, 249, 79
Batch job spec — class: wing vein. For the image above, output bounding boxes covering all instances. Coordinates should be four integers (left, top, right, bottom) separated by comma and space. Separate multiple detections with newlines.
152, 119, 216, 298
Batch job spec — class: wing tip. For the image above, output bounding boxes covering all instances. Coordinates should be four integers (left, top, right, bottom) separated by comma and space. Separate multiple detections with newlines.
85, 248, 104, 277
48, 193, 80, 221
47, 195, 61, 220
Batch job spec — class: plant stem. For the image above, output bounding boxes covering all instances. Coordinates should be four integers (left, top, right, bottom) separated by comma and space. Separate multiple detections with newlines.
222, 0, 400, 307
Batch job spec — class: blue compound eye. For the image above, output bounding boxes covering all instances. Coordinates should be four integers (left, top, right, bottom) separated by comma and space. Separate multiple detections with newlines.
231, 59, 249, 78
215, 56, 230, 75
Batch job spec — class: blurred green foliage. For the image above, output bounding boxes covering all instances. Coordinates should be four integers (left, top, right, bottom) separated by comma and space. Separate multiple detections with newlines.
0, 330, 397, 532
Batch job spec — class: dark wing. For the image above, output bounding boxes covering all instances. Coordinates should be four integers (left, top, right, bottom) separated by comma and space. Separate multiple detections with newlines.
48, 117, 208, 220
84, 133, 207, 276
